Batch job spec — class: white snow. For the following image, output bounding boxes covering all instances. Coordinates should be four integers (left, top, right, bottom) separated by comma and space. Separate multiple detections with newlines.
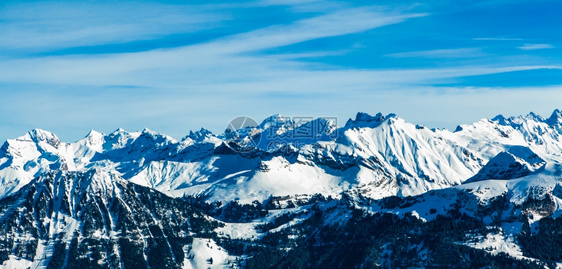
1, 255, 32, 269
3, 111, 562, 266
463, 230, 527, 259
216, 222, 259, 240
185, 238, 233, 269
2, 110, 562, 207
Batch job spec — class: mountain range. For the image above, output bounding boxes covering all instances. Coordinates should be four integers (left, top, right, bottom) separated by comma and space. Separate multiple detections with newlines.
2, 110, 562, 268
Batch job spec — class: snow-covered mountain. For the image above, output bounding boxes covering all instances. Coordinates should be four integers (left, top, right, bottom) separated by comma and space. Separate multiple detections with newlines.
465, 146, 545, 183
2, 110, 562, 267
3, 110, 562, 203
0, 169, 222, 268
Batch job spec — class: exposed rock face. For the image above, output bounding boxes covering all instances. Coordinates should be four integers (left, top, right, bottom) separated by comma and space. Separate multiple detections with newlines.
0, 169, 220, 268
467, 146, 545, 182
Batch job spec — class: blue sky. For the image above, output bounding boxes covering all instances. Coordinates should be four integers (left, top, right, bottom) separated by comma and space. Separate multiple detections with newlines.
1, 0, 561, 142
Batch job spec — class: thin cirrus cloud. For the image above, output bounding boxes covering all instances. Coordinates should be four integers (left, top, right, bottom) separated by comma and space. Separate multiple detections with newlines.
0, 0, 561, 142
0, 7, 428, 87
473, 37, 523, 41
385, 48, 486, 59
0, 2, 227, 51
518, 44, 555, 50
211, 8, 427, 53
257, 0, 346, 12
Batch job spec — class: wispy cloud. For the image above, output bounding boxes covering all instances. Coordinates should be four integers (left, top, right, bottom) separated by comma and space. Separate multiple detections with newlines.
386, 48, 486, 58
259, 0, 322, 5
0, 2, 227, 52
257, 0, 345, 12
208, 8, 427, 54
0, 6, 428, 87
0, 0, 560, 142
518, 44, 554, 50
473, 37, 523, 41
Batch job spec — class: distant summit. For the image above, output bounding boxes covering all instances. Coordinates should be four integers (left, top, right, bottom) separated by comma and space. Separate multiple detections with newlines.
1, 109, 562, 267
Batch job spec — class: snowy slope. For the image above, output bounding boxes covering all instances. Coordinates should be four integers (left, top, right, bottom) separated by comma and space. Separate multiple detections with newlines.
360, 160, 562, 221
0, 168, 222, 268
334, 113, 484, 197
1, 110, 562, 204
454, 110, 562, 162
2, 110, 562, 267
466, 146, 545, 182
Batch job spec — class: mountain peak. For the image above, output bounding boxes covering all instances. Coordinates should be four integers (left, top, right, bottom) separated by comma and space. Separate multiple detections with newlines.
183, 128, 214, 142
136, 128, 176, 145
109, 128, 130, 136
85, 129, 104, 138
491, 114, 508, 125
260, 114, 293, 129
525, 111, 544, 121
546, 108, 562, 125
16, 129, 62, 148
141, 128, 162, 135
345, 112, 397, 128
139, 128, 164, 139
356, 112, 384, 122
83, 130, 105, 147
492, 111, 545, 126
26, 128, 58, 139
467, 146, 545, 182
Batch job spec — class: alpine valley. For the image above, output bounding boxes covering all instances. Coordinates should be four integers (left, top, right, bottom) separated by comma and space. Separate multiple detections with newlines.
2, 110, 562, 268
